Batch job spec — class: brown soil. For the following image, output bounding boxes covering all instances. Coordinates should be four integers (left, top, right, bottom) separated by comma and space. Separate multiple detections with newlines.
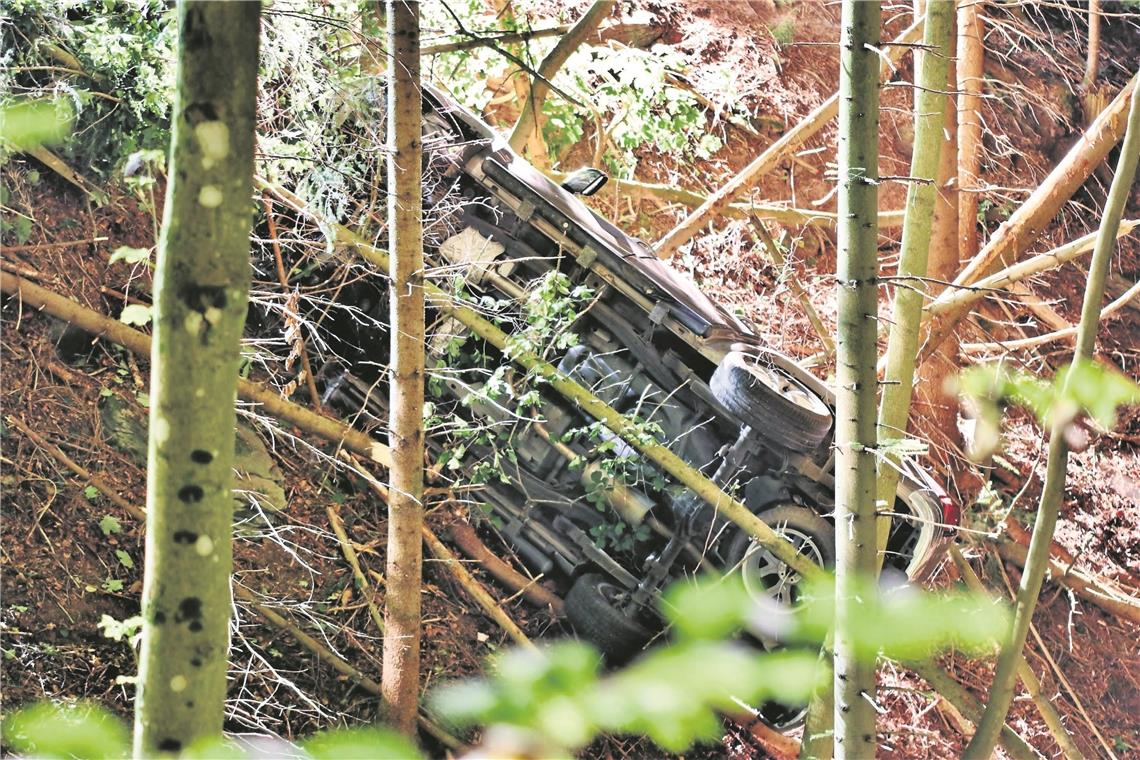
3, 1, 1140, 758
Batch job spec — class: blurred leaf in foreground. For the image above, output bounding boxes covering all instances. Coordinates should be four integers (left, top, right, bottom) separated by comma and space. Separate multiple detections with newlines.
0, 98, 75, 151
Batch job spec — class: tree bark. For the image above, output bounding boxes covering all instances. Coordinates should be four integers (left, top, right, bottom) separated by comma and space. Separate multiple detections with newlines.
507, 1, 614, 159
652, 18, 924, 260
874, 0, 953, 560
832, 2, 882, 756
964, 72, 1140, 760
132, 2, 260, 755
382, 0, 425, 736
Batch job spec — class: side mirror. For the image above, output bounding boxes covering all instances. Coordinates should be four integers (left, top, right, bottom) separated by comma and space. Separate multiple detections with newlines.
560, 167, 609, 197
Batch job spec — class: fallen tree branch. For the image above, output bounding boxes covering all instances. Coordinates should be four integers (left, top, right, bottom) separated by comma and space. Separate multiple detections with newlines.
961, 278, 1139, 354
343, 451, 537, 648
507, 1, 615, 156
920, 71, 1139, 359
544, 170, 905, 228
652, 18, 924, 259
0, 269, 393, 468
991, 528, 1140, 625
904, 658, 1040, 760
327, 505, 385, 635
422, 526, 537, 649
924, 220, 1138, 318
421, 24, 570, 55
0, 237, 108, 253
448, 520, 565, 616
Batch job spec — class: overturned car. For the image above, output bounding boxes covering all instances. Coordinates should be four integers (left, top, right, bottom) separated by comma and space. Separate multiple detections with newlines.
310, 84, 956, 670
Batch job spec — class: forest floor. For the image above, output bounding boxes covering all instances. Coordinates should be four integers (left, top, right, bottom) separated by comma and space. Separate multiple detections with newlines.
2, 0, 1139, 758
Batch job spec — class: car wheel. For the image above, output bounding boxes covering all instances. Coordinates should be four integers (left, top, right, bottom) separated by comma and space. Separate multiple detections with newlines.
724, 504, 836, 731
565, 573, 654, 662
709, 351, 832, 452
724, 504, 836, 610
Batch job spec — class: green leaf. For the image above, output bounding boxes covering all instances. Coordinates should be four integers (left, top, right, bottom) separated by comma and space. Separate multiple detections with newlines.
83, 485, 101, 501
119, 304, 152, 326
0, 98, 75, 150
108, 246, 152, 266
101, 578, 124, 593
98, 515, 121, 535
114, 549, 134, 569
1, 701, 129, 759
301, 727, 423, 759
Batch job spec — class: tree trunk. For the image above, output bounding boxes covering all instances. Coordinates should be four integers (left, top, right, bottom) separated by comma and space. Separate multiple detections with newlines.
832, 1, 882, 756
964, 73, 1140, 760
956, 0, 985, 265
507, 1, 614, 159
132, 2, 260, 755
875, 0, 953, 558
382, 0, 425, 736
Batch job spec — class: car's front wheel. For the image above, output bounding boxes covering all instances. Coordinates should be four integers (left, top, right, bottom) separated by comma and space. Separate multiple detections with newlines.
565, 573, 654, 662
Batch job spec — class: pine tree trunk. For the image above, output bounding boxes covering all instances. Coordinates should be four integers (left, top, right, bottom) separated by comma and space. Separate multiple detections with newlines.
382, 0, 425, 736
832, 1, 882, 756
132, 2, 260, 755
874, 0, 953, 552
964, 72, 1140, 760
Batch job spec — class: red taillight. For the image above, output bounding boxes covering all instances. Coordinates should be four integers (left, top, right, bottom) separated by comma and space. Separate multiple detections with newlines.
939, 494, 960, 532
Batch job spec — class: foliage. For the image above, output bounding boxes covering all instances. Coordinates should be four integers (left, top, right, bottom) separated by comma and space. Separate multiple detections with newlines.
421, 0, 730, 175
0, 96, 74, 151
956, 359, 1140, 459
1, 0, 175, 175
0, 702, 418, 760
431, 571, 1009, 755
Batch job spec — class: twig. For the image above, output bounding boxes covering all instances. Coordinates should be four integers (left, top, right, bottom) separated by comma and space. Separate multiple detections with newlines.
327, 505, 385, 634
262, 194, 323, 410
751, 219, 834, 354
0, 237, 108, 253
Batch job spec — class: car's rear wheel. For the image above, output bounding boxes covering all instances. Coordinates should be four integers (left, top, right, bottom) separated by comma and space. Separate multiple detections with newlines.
709, 351, 832, 452
565, 573, 654, 662
724, 504, 836, 730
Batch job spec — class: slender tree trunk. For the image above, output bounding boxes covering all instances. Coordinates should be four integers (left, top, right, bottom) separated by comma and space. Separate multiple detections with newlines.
382, 0, 425, 736
964, 72, 1140, 760
132, 2, 260, 755
507, 1, 614, 159
875, 0, 952, 558
832, 1, 882, 756
956, 0, 985, 265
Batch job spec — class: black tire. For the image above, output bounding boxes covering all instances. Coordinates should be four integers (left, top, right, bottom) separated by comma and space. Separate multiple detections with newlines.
723, 504, 836, 610
709, 351, 832, 452
565, 573, 654, 662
